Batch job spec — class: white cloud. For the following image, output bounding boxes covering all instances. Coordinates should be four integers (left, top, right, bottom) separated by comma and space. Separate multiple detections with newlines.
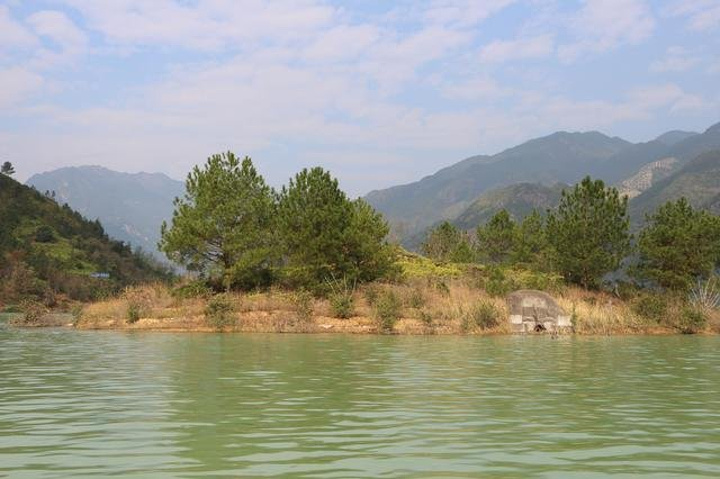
0, 67, 44, 108
479, 34, 554, 63
60, 0, 336, 50
664, 0, 720, 31
424, 0, 517, 27
27, 10, 88, 68
558, 0, 655, 62
650, 46, 700, 73
0, 6, 37, 54
441, 77, 513, 100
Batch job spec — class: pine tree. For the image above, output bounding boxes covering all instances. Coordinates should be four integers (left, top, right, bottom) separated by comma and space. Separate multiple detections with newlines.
633, 198, 720, 290
476, 210, 516, 264
1, 161, 15, 176
278, 167, 394, 288
546, 177, 631, 289
159, 153, 277, 290
421, 221, 474, 263
511, 210, 552, 269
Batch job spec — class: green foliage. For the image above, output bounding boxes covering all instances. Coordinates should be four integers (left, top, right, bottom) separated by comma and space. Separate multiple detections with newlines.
421, 221, 474, 263
374, 290, 401, 333
327, 276, 356, 319
278, 168, 393, 290
1, 161, 15, 176
343, 199, 396, 283
124, 287, 152, 324
484, 267, 516, 297
546, 177, 631, 289
511, 210, 552, 269
363, 284, 379, 306
631, 294, 668, 323
330, 292, 354, 319
160, 153, 277, 290
205, 293, 236, 329
469, 300, 501, 330
0, 174, 172, 304
396, 250, 464, 279
633, 198, 720, 291
476, 210, 516, 264
172, 280, 213, 299
674, 307, 707, 334
34, 225, 56, 243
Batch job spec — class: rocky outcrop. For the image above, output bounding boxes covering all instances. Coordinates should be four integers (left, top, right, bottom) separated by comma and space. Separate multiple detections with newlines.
506, 290, 571, 333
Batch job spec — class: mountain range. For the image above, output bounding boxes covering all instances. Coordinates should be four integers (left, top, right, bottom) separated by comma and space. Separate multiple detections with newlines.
27, 166, 184, 259
366, 122, 720, 240
23, 121, 720, 254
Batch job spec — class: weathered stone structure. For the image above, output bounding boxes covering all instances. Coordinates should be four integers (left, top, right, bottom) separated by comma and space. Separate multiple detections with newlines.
506, 290, 572, 333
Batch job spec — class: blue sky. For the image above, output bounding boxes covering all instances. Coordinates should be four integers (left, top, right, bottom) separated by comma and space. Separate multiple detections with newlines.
1, 0, 719, 196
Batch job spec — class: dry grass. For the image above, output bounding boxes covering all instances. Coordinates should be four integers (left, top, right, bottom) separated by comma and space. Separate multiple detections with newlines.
73, 279, 719, 335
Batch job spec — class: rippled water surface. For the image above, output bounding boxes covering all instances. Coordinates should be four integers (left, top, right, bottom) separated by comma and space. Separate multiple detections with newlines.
1, 325, 719, 478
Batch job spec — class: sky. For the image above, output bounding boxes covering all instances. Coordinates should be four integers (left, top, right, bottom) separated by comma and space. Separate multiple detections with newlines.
1, 0, 719, 197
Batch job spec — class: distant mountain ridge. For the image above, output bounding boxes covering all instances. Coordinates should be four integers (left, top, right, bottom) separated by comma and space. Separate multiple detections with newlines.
453, 183, 565, 231
630, 150, 720, 222
366, 121, 720, 239
27, 166, 184, 259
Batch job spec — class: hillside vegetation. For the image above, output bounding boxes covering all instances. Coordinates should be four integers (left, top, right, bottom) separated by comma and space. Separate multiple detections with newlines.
0, 174, 172, 307
631, 150, 720, 222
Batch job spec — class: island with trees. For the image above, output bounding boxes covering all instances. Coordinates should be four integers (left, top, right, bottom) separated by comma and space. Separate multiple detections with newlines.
2, 153, 719, 335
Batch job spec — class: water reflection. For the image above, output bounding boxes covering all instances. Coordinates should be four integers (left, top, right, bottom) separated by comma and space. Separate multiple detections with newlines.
1, 327, 719, 477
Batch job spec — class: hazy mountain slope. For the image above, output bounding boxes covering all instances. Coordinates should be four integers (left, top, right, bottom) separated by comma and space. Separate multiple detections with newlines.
365, 131, 631, 234
27, 166, 184, 257
453, 183, 565, 230
654, 130, 699, 146
630, 150, 720, 222
666, 122, 720, 162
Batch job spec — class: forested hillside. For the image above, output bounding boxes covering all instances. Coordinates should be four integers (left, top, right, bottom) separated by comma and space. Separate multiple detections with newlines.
0, 174, 172, 306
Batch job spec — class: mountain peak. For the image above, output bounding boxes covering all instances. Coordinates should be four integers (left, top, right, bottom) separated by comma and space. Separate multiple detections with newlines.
654, 130, 699, 146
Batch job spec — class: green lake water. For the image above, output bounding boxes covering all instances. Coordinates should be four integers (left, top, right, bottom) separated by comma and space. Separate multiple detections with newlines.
1, 325, 719, 478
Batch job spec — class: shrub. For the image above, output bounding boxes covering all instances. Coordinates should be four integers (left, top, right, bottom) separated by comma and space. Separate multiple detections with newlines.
19, 299, 48, 325
172, 280, 212, 299
124, 287, 153, 324
292, 290, 314, 323
631, 294, 668, 323
689, 276, 720, 312
363, 285, 379, 306
675, 307, 707, 334
374, 290, 401, 333
330, 292, 354, 319
470, 300, 501, 329
407, 289, 425, 309
205, 293, 236, 329
435, 280, 450, 297
485, 268, 515, 297
419, 309, 433, 326
327, 276, 355, 319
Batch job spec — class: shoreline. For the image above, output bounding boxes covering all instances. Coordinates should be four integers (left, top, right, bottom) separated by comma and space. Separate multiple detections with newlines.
7, 311, 697, 336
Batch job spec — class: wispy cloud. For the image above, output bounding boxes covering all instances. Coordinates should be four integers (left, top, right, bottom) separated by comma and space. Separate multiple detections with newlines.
479, 34, 554, 63
664, 0, 720, 31
558, 0, 655, 62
